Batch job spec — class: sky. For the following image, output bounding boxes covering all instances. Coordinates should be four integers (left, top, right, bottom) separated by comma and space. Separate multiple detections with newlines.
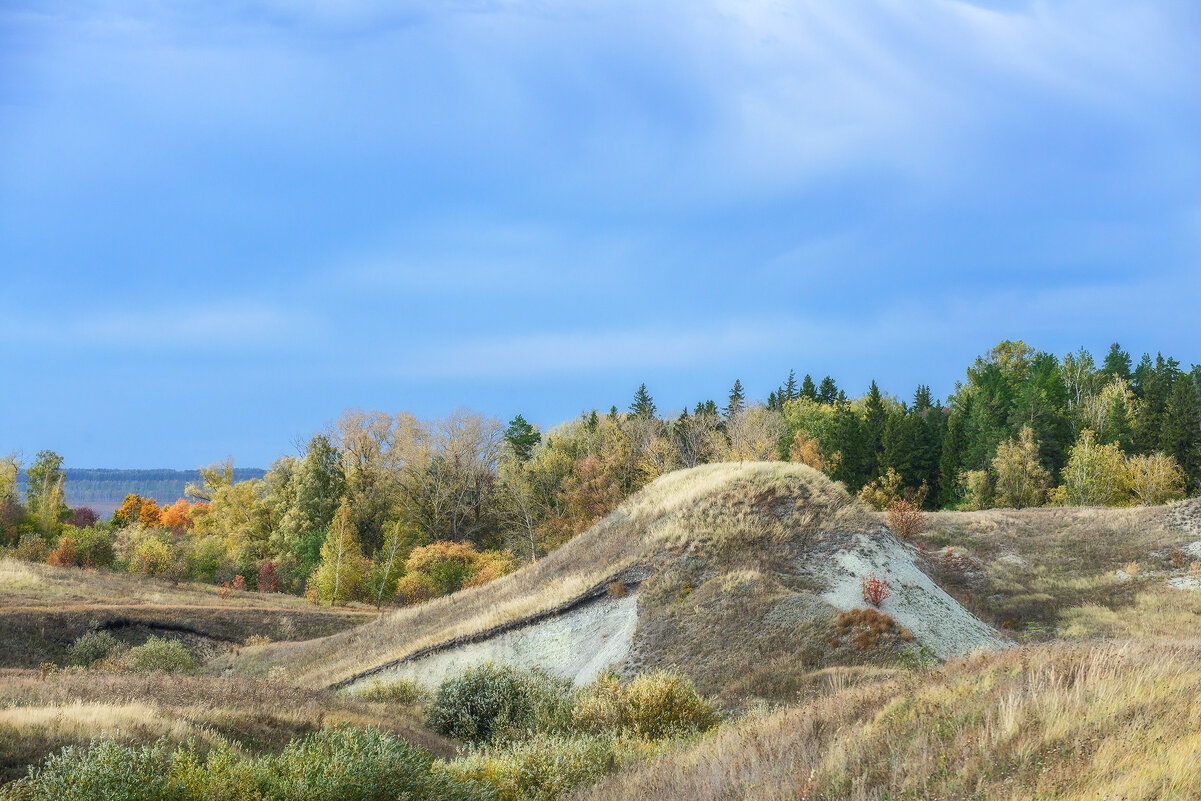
1, 0, 1199, 469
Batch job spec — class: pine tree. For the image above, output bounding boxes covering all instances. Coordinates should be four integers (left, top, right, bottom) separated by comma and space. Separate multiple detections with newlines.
938, 396, 971, 507
504, 414, 541, 461
817, 376, 838, 405
767, 391, 779, 411
801, 374, 818, 401
1161, 376, 1201, 489
629, 384, 657, 418
1102, 342, 1133, 381
725, 380, 746, 419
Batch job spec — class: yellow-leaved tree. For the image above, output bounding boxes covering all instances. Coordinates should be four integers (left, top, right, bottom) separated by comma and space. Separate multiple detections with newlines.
991, 426, 1051, 509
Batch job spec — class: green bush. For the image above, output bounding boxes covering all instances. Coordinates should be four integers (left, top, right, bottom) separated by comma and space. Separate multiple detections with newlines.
1, 738, 187, 801
72, 527, 115, 569
261, 727, 490, 801
66, 630, 124, 667
427, 664, 572, 744
3, 730, 498, 801
572, 669, 718, 740
434, 733, 612, 801
357, 677, 426, 705
119, 637, 195, 674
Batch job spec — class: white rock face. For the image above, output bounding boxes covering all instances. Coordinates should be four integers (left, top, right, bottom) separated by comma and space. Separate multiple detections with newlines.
349, 592, 639, 691
816, 532, 1009, 659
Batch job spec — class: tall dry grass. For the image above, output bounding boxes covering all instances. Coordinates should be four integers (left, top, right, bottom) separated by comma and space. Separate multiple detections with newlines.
572, 640, 1201, 801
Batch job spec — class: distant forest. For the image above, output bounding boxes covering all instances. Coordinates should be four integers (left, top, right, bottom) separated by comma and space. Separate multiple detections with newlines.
16, 468, 267, 514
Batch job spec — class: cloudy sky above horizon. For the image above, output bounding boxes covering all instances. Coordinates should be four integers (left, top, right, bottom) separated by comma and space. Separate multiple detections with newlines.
2, 0, 1198, 468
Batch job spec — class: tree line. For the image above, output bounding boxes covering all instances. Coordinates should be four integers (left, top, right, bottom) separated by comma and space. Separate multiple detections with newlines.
1, 340, 1197, 606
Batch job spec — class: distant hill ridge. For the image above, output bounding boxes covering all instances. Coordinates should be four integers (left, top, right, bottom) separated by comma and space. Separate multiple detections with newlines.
16, 467, 267, 515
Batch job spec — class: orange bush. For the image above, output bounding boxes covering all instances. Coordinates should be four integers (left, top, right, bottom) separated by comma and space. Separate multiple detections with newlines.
886, 497, 928, 540
861, 572, 891, 607
48, 535, 79, 567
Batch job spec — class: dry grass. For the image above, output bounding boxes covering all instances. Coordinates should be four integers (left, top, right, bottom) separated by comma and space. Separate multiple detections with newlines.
918, 504, 1190, 635
0, 668, 453, 784
571, 639, 1201, 801
225, 462, 869, 689
0, 558, 374, 668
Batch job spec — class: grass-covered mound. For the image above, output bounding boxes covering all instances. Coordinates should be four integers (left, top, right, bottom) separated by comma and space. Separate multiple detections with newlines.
227, 463, 889, 693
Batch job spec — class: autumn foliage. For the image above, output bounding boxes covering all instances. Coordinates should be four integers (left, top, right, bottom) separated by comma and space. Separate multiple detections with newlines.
861, 572, 891, 607
886, 497, 928, 540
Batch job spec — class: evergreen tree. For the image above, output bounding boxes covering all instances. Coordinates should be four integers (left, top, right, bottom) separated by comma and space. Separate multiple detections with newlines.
1161, 376, 1201, 489
767, 391, 779, 411
828, 402, 869, 491
1132, 354, 1179, 453
629, 384, 657, 418
586, 409, 599, 430
784, 370, 799, 402
938, 394, 971, 507
725, 380, 746, 419
801, 374, 818, 401
862, 381, 888, 479
817, 376, 838, 405
504, 414, 541, 461
1102, 342, 1133, 381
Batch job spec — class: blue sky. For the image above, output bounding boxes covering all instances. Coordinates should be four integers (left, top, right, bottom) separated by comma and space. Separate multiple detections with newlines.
1, 0, 1198, 468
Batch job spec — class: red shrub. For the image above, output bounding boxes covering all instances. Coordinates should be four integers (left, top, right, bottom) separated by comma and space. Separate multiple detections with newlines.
886, 497, 928, 540
231, 574, 247, 592
861, 572, 891, 607
257, 561, 280, 593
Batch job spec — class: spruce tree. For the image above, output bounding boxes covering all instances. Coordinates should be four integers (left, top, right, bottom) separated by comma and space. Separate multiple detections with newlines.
801, 374, 818, 401
767, 391, 779, 411
1161, 376, 1201, 489
863, 381, 888, 479
629, 384, 657, 418
784, 370, 799, 402
817, 376, 838, 405
1102, 342, 1133, 381
725, 380, 746, 419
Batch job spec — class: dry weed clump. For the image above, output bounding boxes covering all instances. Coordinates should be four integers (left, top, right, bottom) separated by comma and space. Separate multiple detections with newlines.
885, 497, 928, 540
827, 609, 910, 651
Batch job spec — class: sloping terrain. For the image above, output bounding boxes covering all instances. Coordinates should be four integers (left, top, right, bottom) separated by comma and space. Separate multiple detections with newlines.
229, 463, 1007, 704
0, 559, 373, 668
571, 639, 1201, 801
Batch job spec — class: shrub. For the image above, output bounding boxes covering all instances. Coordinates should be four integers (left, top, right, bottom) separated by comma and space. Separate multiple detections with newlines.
14, 533, 50, 563
886, 497, 928, 540
257, 560, 281, 592
120, 637, 195, 674
47, 535, 79, 567
4, 731, 497, 801
67, 630, 124, 667
395, 572, 438, 606
132, 538, 174, 577
463, 550, 516, 589
407, 541, 481, 596
73, 527, 115, 568
434, 733, 612, 801
358, 677, 426, 705
427, 663, 572, 744
572, 669, 718, 740
67, 507, 99, 528
2, 737, 188, 801
261, 727, 484, 801
861, 572, 891, 607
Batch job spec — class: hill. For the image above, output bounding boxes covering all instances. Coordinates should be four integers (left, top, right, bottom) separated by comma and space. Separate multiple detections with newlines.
224, 462, 1005, 704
